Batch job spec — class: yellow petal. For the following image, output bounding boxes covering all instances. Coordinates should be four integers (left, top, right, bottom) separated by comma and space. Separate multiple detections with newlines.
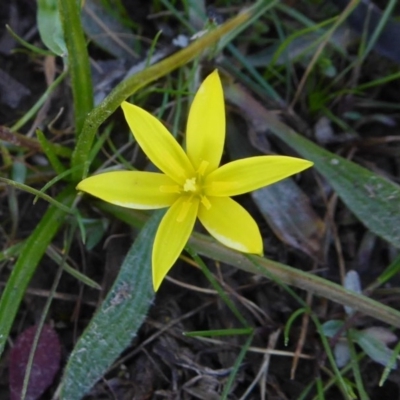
198, 196, 263, 254
186, 70, 225, 173
77, 171, 179, 209
205, 156, 313, 196
121, 101, 194, 183
152, 196, 199, 291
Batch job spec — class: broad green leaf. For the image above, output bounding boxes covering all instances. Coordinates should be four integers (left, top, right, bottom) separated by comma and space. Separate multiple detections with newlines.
322, 320, 344, 337
352, 330, 398, 369
0, 186, 75, 356
60, 210, 163, 399
81, 218, 109, 251
225, 82, 400, 250
37, 0, 67, 55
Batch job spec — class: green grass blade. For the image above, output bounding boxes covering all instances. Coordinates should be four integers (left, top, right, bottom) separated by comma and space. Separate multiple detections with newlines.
354, 70, 400, 91
284, 308, 307, 346
34, 167, 81, 203
36, 129, 66, 175
376, 254, 400, 285
186, 246, 249, 327
226, 43, 282, 102
189, 234, 400, 329
220, 332, 254, 400
59, 0, 94, 136
0, 241, 25, 262
346, 332, 369, 400
363, 0, 397, 60
60, 210, 163, 399
46, 245, 101, 290
10, 70, 68, 132
269, 17, 336, 68
217, 0, 279, 52
313, 315, 352, 399
0, 177, 74, 214
184, 328, 253, 337
0, 186, 75, 356
6, 24, 54, 56
366, 254, 400, 293
379, 340, 400, 386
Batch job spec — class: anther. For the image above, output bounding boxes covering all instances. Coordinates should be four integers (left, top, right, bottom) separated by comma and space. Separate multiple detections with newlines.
197, 160, 209, 176
183, 177, 197, 192
200, 196, 211, 210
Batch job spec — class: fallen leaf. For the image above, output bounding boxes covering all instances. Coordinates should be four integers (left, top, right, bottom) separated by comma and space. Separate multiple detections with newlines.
9, 324, 61, 400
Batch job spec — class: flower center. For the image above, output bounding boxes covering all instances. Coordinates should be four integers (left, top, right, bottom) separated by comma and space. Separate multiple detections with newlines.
160, 160, 212, 220
183, 160, 210, 203
183, 177, 198, 193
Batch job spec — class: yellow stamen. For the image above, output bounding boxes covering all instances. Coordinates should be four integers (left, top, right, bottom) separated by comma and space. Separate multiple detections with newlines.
183, 177, 197, 192
197, 160, 209, 176
201, 195, 211, 210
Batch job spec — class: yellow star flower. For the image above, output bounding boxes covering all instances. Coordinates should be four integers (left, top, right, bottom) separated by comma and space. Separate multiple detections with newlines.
77, 71, 313, 291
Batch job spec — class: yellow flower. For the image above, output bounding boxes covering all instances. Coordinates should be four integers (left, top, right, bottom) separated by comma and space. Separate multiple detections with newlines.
77, 71, 313, 291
